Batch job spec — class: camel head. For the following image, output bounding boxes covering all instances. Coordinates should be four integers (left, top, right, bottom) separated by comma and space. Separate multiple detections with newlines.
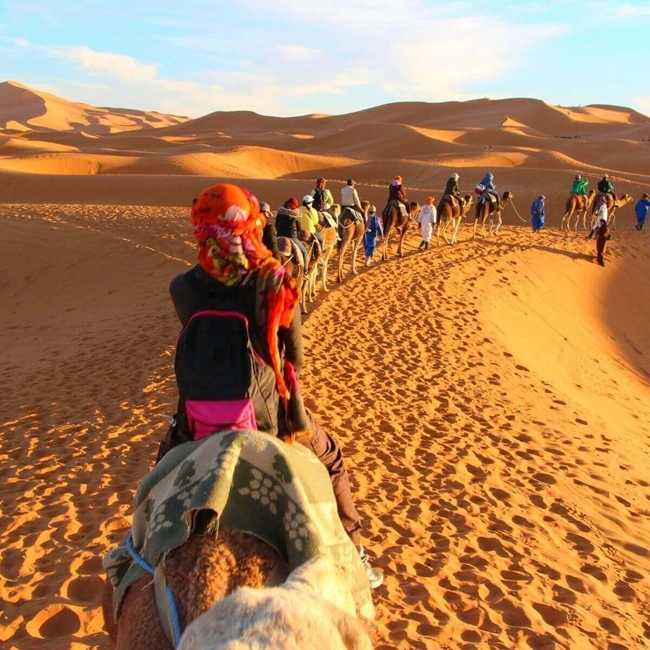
501, 191, 513, 206
360, 199, 370, 215
462, 194, 473, 214
408, 201, 420, 215
330, 204, 342, 218
617, 194, 633, 207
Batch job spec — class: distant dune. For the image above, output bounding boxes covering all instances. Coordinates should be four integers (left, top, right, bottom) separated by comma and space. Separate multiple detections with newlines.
1, 82, 649, 223
0, 80, 188, 134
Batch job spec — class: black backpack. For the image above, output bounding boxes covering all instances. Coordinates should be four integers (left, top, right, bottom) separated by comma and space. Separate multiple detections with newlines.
174, 304, 280, 440
312, 189, 324, 211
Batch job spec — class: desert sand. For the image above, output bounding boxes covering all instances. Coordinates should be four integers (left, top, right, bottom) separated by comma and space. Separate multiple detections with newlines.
1, 83, 649, 650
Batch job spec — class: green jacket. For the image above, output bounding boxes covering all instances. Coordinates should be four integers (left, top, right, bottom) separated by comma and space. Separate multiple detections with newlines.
571, 178, 589, 195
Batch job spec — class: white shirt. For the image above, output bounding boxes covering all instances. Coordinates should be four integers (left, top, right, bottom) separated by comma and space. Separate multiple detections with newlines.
419, 204, 437, 225
597, 203, 608, 222
341, 185, 361, 208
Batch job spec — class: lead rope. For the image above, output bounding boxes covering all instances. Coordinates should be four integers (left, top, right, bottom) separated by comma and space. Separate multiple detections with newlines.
125, 531, 182, 647
508, 198, 530, 223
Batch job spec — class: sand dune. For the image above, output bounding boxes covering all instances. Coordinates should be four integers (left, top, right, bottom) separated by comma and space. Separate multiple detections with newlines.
0, 81, 188, 134
1, 204, 649, 650
1, 83, 649, 206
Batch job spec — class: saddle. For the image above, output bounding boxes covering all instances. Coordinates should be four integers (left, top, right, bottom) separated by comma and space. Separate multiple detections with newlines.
298, 231, 322, 258
277, 237, 305, 268
383, 200, 407, 219
340, 207, 364, 225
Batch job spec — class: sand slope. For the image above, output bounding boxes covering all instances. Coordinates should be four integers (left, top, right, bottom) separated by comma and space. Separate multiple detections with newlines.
0, 203, 649, 649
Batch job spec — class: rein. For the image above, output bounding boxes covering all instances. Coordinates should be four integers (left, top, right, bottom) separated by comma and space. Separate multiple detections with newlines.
125, 531, 182, 647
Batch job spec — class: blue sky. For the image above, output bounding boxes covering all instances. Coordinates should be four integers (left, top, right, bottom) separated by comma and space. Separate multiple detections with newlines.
1, 0, 649, 118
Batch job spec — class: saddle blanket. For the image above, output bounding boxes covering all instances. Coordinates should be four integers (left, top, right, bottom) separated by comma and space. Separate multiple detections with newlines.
104, 430, 374, 620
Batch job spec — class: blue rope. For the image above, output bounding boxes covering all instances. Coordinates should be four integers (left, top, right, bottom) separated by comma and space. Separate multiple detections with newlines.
125, 531, 183, 647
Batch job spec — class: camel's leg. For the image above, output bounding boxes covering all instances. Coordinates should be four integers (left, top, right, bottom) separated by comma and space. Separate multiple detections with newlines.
495, 214, 502, 236
321, 254, 329, 293
398, 229, 407, 257
451, 217, 460, 245
473, 218, 479, 239
482, 214, 489, 237
337, 241, 348, 283
381, 231, 390, 261
443, 219, 451, 245
351, 241, 360, 275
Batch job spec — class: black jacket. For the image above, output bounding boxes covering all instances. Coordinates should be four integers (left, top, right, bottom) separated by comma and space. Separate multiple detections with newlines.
275, 207, 301, 239
388, 183, 407, 205
444, 178, 460, 196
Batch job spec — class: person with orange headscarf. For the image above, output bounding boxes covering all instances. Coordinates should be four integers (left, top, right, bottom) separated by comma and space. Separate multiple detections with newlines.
418, 196, 437, 250
157, 183, 383, 588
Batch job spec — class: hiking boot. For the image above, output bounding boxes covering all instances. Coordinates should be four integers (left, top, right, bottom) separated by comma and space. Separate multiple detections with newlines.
359, 547, 383, 589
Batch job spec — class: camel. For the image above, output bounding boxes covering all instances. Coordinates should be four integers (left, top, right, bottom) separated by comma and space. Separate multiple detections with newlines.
337, 201, 369, 283
381, 201, 418, 261
102, 430, 375, 649
473, 191, 512, 238
590, 193, 633, 230
437, 194, 473, 245
315, 208, 339, 293
276, 236, 307, 314
103, 531, 371, 650
560, 189, 596, 231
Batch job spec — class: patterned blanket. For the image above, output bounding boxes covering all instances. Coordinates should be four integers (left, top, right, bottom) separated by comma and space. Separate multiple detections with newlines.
104, 430, 374, 621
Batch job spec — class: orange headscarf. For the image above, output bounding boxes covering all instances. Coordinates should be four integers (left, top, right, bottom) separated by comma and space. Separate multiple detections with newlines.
191, 183, 298, 398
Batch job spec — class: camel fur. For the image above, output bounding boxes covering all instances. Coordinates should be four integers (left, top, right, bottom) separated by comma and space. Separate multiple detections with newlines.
437, 194, 473, 245
473, 191, 512, 238
337, 201, 369, 283
177, 554, 373, 650
381, 201, 418, 261
102, 527, 279, 650
560, 189, 596, 231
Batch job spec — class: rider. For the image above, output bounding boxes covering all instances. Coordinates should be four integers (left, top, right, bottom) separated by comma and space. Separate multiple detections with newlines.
158, 183, 383, 587
275, 197, 310, 273
571, 174, 589, 196
479, 172, 499, 205
387, 175, 408, 217
310, 177, 334, 212
341, 178, 364, 220
444, 173, 464, 209
299, 195, 325, 255
597, 174, 615, 201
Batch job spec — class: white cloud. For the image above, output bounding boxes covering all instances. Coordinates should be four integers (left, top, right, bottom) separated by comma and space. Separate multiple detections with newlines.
273, 45, 320, 62
51, 46, 159, 82
615, 2, 650, 16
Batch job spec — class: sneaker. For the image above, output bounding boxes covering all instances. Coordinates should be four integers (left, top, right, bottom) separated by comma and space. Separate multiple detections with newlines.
359, 547, 383, 589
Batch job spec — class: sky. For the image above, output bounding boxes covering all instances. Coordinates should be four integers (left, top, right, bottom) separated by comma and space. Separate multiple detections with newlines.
0, 0, 649, 118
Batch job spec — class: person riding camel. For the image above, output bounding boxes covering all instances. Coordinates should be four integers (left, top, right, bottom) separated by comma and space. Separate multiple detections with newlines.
299, 195, 325, 259
276, 197, 310, 273
597, 174, 615, 202
571, 174, 589, 196
310, 177, 334, 212
157, 183, 383, 588
341, 179, 364, 221
478, 172, 499, 205
444, 173, 464, 209
387, 175, 408, 217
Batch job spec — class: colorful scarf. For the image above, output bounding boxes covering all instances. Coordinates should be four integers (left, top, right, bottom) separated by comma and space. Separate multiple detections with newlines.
191, 184, 299, 398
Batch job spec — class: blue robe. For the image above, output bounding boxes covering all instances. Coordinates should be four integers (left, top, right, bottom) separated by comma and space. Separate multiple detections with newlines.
363, 214, 384, 257
531, 199, 545, 231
